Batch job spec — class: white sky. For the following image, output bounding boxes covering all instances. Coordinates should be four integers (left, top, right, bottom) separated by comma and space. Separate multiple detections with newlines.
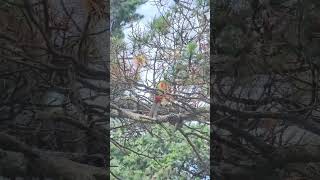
123, 1, 159, 42
123, 0, 175, 42
136, 1, 160, 24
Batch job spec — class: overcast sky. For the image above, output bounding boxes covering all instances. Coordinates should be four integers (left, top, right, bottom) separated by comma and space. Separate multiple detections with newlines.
136, 1, 160, 24
123, 1, 159, 42
123, 0, 175, 42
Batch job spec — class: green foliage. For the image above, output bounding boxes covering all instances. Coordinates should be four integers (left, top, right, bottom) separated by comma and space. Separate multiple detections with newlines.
186, 41, 197, 56
196, 0, 208, 6
111, 36, 126, 49
140, 33, 151, 43
151, 16, 170, 34
111, 123, 209, 179
196, 53, 204, 61
133, 32, 151, 46
111, 0, 147, 38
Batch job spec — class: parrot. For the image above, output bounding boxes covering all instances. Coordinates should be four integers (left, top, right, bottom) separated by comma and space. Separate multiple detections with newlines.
148, 94, 163, 118
132, 54, 146, 80
148, 81, 170, 118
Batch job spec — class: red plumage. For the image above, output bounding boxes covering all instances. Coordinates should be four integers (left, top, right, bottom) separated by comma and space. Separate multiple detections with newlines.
155, 95, 163, 103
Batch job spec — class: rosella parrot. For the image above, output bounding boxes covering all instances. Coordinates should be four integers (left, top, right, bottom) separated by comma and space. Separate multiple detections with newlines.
148, 80, 170, 118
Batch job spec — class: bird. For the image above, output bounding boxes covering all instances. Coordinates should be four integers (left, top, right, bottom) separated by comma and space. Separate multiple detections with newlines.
148, 81, 170, 118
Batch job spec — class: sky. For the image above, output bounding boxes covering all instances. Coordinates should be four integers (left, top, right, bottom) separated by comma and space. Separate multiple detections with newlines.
123, 0, 175, 42
123, 0, 159, 42
136, 1, 160, 24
